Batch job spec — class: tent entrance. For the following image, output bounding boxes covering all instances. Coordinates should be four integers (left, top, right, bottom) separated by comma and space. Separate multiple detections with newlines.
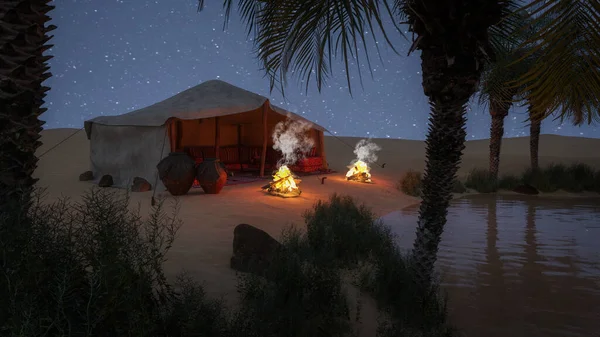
167, 105, 326, 177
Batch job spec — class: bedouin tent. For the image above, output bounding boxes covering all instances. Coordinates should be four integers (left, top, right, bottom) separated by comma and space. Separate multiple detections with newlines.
84, 79, 328, 190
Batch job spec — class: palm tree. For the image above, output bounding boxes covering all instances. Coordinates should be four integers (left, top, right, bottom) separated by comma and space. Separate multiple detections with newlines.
480, 0, 600, 174
478, 49, 526, 179
0, 1, 56, 216
201, 0, 600, 287
201, 0, 516, 287
516, 1, 600, 170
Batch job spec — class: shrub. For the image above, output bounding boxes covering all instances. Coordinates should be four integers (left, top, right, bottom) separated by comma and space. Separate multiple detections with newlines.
234, 226, 356, 337
497, 174, 521, 190
521, 164, 561, 193
464, 169, 498, 193
237, 194, 456, 337
303, 194, 393, 268
398, 170, 422, 197
564, 163, 597, 192
0, 188, 230, 337
304, 195, 455, 336
452, 179, 467, 193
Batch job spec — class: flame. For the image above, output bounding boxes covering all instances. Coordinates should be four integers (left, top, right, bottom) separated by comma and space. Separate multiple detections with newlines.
346, 160, 372, 183
272, 165, 299, 192
263, 165, 302, 197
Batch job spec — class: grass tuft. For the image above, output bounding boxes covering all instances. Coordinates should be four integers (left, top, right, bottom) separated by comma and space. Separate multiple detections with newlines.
464, 169, 498, 193
397, 170, 422, 197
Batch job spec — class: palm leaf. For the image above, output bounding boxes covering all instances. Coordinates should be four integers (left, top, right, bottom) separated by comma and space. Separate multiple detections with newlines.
513, 0, 600, 125
199, 0, 403, 96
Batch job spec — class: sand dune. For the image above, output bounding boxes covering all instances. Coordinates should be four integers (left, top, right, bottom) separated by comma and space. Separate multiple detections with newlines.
32, 128, 600, 333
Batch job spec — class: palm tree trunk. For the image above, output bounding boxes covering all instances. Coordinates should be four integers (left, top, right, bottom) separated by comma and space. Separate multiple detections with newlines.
0, 0, 55, 215
411, 47, 483, 287
489, 115, 506, 179
528, 106, 542, 171
489, 101, 509, 179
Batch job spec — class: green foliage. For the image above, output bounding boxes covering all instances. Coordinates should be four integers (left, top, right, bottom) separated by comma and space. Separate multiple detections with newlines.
462, 163, 600, 194
452, 180, 467, 194
398, 171, 465, 195
236, 194, 456, 337
521, 163, 600, 193
465, 169, 499, 193
398, 170, 423, 197
0, 188, 230, 337
1, 190, 457, 337
303, 194, 390, 268
497, 174, 521, 190
234, 226, 355, 337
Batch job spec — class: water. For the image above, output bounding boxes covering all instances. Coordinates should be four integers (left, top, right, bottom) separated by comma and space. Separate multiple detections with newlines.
382, 195, 600, 337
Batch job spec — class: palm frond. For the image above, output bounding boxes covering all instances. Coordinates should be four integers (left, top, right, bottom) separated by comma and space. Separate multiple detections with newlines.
200, 0, 403, 96
515, 0, 600, 125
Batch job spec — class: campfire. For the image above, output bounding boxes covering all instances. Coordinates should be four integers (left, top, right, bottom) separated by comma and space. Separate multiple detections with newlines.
346, 160, 372, 183
262, 165, 302, 198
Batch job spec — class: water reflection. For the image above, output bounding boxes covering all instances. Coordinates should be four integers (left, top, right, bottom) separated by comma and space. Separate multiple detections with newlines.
383, 195, 600, 337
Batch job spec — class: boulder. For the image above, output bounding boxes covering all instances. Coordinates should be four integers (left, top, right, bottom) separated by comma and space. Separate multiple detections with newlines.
131, 177, 152, 192
98, 174, 113, 187
512, 184, 539, 195
79, 170, 94, 181
230, 223, 283, 276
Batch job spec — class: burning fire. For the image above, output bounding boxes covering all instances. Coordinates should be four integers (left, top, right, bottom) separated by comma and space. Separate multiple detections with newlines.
262, 165, 302, 197
346, 160, 372, 183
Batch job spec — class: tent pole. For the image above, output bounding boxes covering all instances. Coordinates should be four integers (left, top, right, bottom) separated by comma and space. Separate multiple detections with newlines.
259, 103, 268, 177
237, 124, 244, 172
214, 116, 220, 159
318, 130, 328, 170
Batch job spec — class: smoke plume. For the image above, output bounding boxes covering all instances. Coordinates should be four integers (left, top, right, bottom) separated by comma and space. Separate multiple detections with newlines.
353, 139, 381, 163
272, 118, 315, 166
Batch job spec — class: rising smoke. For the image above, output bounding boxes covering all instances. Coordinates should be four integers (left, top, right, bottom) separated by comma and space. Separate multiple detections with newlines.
272, 118, 315, 166
353, 139, 381, 164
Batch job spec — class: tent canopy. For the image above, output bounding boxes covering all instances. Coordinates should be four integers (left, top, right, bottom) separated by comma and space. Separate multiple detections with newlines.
84, 79, 325, 137
83, 80, 328, 190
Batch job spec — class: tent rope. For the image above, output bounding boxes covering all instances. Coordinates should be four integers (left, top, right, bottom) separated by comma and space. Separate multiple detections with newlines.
324, 131, 386, 169
38, 127, 85, 159
151, 127, 168, 206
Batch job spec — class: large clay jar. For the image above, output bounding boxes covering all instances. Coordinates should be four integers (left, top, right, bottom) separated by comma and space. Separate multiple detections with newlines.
196, 158, 228, 194
156, 152, 196, 196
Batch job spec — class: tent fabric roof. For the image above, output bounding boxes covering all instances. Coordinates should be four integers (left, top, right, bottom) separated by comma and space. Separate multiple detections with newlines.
84, 79, 326, 134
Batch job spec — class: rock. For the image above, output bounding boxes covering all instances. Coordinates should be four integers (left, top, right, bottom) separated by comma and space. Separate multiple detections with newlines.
230, 223, 283, 276
131, 177, 151, 192
79, 170, 94, 181
98, 174, 113, 187
512, 184, 539, 195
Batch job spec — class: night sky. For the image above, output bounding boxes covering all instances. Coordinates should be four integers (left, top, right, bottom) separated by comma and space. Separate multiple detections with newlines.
43, 0, 597, 140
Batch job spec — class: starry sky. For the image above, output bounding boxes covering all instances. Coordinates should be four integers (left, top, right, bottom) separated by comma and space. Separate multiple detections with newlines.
43, 0, 597, 140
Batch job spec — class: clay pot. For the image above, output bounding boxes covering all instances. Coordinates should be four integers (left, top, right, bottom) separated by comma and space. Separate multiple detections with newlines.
156, 152, 196, 196
196, 158, 228, 194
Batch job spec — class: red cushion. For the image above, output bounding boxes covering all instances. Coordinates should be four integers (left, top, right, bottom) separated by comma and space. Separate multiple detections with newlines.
297, 157, 323, 167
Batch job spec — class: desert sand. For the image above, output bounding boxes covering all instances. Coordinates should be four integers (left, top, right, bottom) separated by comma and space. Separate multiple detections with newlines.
34, 128, 600, 334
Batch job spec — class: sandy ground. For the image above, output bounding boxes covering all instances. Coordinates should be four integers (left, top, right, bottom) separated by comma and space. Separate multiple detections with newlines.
34, 128, 600, 335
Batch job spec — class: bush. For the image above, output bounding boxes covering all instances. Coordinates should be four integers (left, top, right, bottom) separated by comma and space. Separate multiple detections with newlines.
303, 194, 393, 268
234, 226, 356, 337
0, 188, 230, 337
1, 189, 457, 337
398, 170, 422, 197
236, 194, 456, 337
565, 163, 597, 192
304, 195, 455, 336
520, 163, 599, 193
452, 179, 467, 193
497, 174, 521, 190
464, 169, 498, 193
